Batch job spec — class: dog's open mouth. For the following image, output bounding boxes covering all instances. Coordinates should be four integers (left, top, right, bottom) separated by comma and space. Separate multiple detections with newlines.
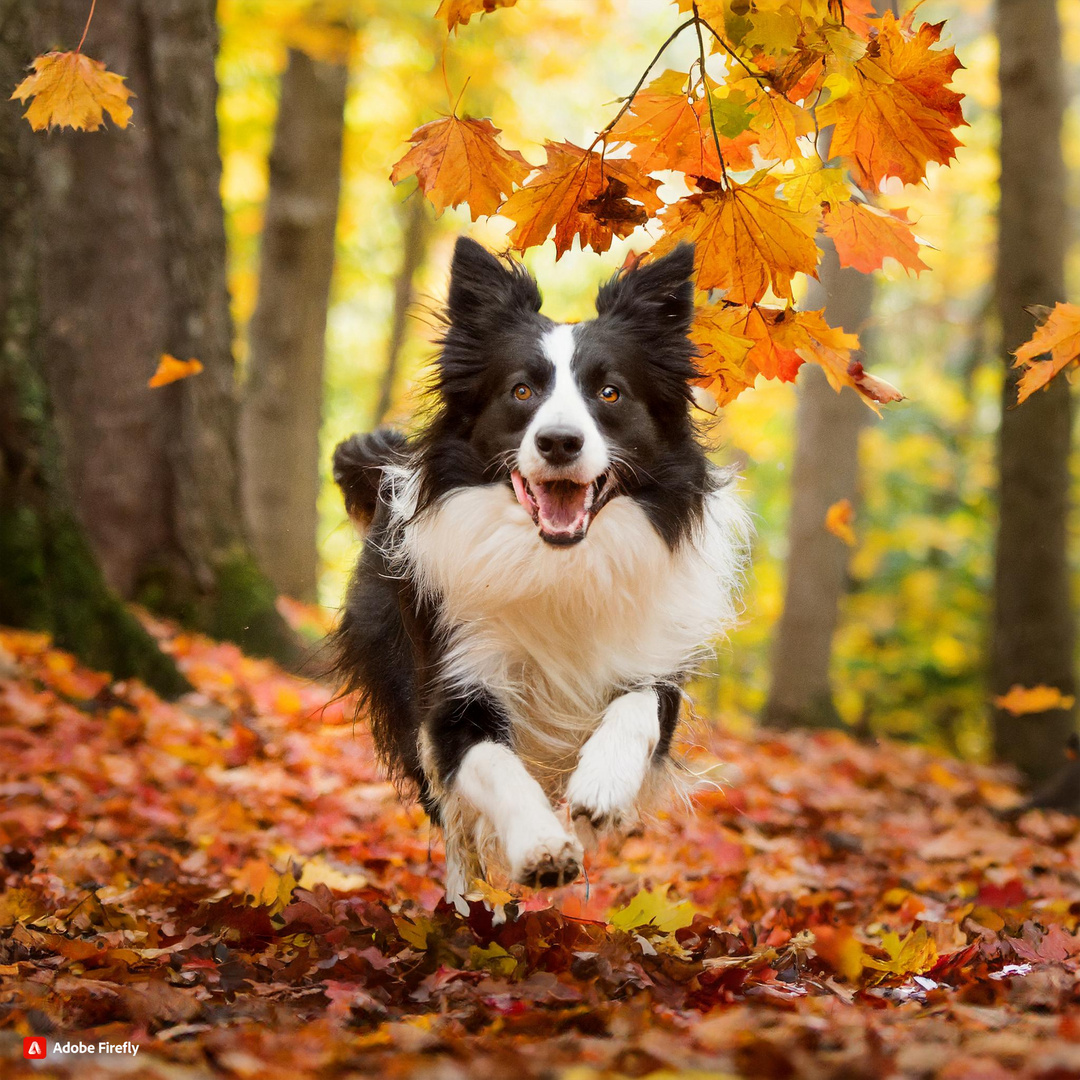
511, 470, 613, 545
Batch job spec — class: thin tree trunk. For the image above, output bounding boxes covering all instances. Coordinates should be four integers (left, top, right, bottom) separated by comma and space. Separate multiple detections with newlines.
0, 0, 186, 697
990, 0, 1074, 787
762, 239, 874, 730
240, 43, 350, 602
373, 194, 430, 426
31, 0, 298, 664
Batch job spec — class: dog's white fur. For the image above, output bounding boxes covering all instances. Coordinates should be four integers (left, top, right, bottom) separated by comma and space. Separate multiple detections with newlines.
386, 455, 750, 901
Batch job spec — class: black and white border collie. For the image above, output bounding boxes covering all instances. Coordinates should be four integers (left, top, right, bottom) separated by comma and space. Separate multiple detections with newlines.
332, 237, 750, 909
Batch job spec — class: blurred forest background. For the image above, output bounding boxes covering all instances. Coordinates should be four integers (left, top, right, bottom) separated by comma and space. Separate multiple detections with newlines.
4, 0, 1080, 788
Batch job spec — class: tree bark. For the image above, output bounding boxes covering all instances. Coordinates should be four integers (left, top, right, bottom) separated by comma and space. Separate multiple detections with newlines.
0, 0, 187, 697
373, 194, 431, 426
240, 44, 350, 602
762, 240, 874, 730
30, 0, 298, 665
990, 0, 1075, 786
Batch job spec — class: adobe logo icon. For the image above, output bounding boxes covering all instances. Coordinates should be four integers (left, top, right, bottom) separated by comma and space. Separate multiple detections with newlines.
23, 1037, 47, 1059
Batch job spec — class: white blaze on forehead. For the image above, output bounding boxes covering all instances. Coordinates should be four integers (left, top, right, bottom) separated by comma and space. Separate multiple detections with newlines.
517, 323, 609, 482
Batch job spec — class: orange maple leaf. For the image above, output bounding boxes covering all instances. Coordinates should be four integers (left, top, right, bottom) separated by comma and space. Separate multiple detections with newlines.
818, 14, 965, 187
1011, 302, 1080, 405
11, 50, 134, 132
656, 178, 819, 305
825, 498, 857, 546
824, 200, 928, 276
501, 142, 662, 257
732, 305, 806, 382
993, 684, 1076, 717
611, 70, 756, 178
149, 354, 204, 388
689, 305, 757, 407
736, 77, 814, 162
390, 115, 532, 220
436, 0, 520, 31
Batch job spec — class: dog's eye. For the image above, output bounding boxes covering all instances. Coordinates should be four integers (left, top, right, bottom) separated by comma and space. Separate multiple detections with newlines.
512, 384, 533, 401
599, 386, 620, 403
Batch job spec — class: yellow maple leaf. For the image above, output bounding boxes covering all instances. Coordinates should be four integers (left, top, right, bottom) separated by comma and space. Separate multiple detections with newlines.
690, 304, 757, 407
608, 884, 698, 934
864, 926, 938, 980
148, 354, 204, 388
391, 115, 532, 220
825, 498, 857, 547
993, 685, 1076, 718
11, 51, 133, 132
656, 178, 820, 305
1012, 302, 1080, 405
230, 860, 297, 915
436, 0, 520, 32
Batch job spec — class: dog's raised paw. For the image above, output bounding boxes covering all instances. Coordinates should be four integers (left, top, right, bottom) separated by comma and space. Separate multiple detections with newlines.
513, 836, 583, 889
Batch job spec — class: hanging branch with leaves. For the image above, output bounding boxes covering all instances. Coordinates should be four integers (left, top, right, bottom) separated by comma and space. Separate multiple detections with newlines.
394, 0, 966, 413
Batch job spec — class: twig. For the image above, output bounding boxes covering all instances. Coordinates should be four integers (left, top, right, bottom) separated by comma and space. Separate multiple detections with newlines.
692, 3, 728, 187
76, 0, 98, 54
699, 16, 768, 83
588, 17, 695, 152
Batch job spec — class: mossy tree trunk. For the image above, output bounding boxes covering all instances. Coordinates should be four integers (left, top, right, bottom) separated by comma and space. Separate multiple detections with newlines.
990, 0, 1075, 787
28, 0, 299, 665
0, 0, 187, 697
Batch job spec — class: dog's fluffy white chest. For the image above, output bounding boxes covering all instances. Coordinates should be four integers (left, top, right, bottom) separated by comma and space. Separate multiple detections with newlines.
391, 477, 749, 758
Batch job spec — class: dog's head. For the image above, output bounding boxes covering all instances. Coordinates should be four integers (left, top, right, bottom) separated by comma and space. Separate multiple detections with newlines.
436, 237, 699, 546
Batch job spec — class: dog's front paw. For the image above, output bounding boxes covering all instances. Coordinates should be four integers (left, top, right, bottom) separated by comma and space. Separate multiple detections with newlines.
566, 763, 641, 836
511, 835, 583, 889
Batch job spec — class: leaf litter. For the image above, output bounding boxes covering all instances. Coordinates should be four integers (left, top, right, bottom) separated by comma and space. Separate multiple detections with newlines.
3, 618, 1080, 1078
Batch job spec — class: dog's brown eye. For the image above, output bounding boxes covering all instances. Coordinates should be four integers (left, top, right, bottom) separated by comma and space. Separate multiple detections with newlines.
513, 384, 532, 401
599, 385, 620, 403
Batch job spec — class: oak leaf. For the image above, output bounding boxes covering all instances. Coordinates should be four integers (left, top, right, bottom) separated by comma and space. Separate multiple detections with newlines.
148, 355, 204, 388
1011, 302, 1080, 405
501, 141, 662, 257
12, 51, 134, 132
824, 200, 928, 276
436, 0, 519, 31
656, 177, 819, 304
391, 115, 532, 220
825, 498, 857, 546
817, 14, 964, 187
993, 685, 1076, 717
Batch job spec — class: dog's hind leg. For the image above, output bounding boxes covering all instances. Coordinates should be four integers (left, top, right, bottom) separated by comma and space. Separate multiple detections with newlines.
566, 684, 682, 836
423, 693, 583, 901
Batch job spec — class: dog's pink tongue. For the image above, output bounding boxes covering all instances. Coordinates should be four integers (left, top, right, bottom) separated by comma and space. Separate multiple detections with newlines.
534, 480, 591, 535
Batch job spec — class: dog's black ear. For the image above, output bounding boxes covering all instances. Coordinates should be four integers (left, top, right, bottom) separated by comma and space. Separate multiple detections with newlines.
595, 242, 696, 335
447, 236, 542, 329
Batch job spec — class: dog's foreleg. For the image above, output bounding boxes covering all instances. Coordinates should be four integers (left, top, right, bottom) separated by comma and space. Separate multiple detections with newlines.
566, 686, 677, 835
455, 742, 583, 889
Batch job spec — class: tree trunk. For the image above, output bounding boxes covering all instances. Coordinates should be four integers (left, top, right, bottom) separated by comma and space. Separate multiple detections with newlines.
0, 0, 187, 697
240, 43, 350, 602
373, 194, 431, 426
762, 240, 874, 730
990, 0, 1075, 787
30, 0, 298, 665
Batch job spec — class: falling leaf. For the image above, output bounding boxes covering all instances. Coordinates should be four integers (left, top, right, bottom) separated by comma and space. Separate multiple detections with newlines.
609, 884, 697, 934
436, 0, 520, 31
12, 51, 134, 132
993, 685, 1076, 717
825, 499, 857, 546
824, 200, 928, 276
501, 141, 662, 257
148, 354, 204, 388
1011, 302, 1080, 405
817, 14, 965, 187
655, 177, 820, 304
390, 115, 532, 220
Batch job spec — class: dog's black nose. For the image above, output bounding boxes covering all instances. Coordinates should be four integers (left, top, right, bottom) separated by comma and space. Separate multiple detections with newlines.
535, 427, 584, 465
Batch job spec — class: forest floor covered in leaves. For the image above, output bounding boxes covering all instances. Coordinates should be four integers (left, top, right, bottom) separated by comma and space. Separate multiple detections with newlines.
3, 620, 1080, 1079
